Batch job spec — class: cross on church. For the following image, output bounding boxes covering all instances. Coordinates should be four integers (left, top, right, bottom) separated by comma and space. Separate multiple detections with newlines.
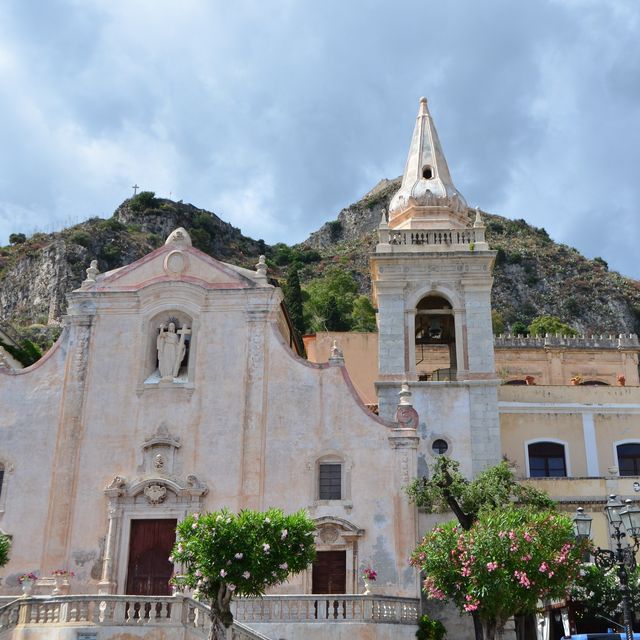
132, 184, 140, 196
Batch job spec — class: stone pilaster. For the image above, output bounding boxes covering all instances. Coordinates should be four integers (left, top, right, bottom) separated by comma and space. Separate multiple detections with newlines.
41, 307, 95, 572
239, 307, 269, 510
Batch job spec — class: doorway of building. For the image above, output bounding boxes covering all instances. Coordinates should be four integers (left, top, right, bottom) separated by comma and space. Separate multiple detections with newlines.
312, 550, 346, 594
125, 518, 176, 595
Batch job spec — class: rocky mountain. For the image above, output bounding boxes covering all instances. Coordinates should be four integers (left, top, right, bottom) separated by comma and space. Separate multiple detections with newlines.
1, 183, 639, 342
301, 177, 640, 336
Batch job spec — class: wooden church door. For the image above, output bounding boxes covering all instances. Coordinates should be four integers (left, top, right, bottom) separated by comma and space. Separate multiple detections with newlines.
312, 550, 346, 594
126, 519, 177, 595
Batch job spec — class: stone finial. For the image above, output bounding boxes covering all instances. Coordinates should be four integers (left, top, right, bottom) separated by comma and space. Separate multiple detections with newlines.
81, 259, 100, 289
473, 207, 484, 228
328, 339, 344, 366
255, 255, 268, 280
398, 381, 412, 405
165, 227, 192, 247
395, 382, 419, 429
379, 208, 388, 227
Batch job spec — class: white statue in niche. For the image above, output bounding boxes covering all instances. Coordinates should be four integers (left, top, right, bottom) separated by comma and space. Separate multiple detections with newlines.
157, 322, 191, 380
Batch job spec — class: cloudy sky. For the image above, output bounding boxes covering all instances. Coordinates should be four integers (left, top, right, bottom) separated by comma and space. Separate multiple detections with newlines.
1, 0, 639, 278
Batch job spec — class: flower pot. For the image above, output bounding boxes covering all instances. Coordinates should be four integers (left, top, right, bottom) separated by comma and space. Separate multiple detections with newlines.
363, 579, 372, 595
21, 582, 34, 597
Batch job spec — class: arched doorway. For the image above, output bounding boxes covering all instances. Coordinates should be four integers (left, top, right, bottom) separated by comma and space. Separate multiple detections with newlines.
415, 295, 456, 381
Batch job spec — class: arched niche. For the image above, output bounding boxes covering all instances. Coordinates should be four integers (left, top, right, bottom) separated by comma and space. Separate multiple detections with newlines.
414, 295, 457, 381
143, 309, 195, 384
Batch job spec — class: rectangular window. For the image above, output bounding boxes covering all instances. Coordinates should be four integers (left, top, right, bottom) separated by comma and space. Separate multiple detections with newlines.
319, 464, 341, 500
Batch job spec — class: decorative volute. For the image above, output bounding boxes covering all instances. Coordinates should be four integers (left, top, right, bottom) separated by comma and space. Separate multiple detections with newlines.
388, 97, 469, 230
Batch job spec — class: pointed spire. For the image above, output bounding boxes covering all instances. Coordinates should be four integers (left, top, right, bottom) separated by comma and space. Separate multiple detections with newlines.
388, 98, 469, 229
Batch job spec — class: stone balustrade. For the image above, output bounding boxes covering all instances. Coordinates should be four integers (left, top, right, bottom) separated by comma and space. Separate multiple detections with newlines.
377, 226, 486, 252
0, 594, 268, 640
494, 333, 639, 349
0, 594, 418, 638
232, 594, 420, 625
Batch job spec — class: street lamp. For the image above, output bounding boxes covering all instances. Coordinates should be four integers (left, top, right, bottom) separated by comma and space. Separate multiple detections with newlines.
573, 496, 640, 640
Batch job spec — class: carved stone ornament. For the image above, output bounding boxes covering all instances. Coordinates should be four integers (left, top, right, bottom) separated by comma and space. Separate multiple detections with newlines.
144, 484, 168, 505
318, 526, 340, 544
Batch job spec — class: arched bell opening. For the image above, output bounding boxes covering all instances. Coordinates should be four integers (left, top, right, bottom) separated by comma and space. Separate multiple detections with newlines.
415, 295, 457, 381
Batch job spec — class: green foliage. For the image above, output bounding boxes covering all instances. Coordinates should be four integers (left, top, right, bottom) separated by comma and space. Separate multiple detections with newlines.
416, 614, 447, 640
190, 228, 212, 252
69, 230, 92, 248
129, 191, 157, 212
303, 266, 370, 333
98, 218, 126, 233
0, 338, 43, 367
593, 256, 608, 270
406, 458, 554, 529
563, 297, 580, 317
327, 220, 343, 242
351, 295, 377, 332
271, 243, 321, 267
528, 315, 577, 337
282, 265, 305, 336
171, 508, 316, 630
9, 233, 26, 245
193, 212, 218, 236
0, 533, 10, 567
491, 311, 505, 336
571, 564, 640, 624
510, 321, 529, 336
411, 507, 586, 634
100, 243, 123, 268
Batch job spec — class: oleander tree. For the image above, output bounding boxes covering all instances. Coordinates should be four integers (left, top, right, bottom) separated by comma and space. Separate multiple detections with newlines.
170, 508, 316, 640
411, 506, 587, 640
0, 533, 10, 567
407, 458, 573, 640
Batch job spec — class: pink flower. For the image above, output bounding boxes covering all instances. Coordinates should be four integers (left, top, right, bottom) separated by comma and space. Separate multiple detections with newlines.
220, 569, 227, 578
243, 571, 250, 579
539, 562, 548, 573
279, 562, 288, 570
227, 584, 236, 591
486, 561, 498, 572
281, 529, 288, 540
235, 553, 243, 559
262, 543, 270, 553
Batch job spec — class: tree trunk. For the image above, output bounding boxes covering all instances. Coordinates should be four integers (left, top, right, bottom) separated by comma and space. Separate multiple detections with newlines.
208, 606, 229, 640
482, 619, 497, 640
207, 585, 235, 640
472, 611, 485, 640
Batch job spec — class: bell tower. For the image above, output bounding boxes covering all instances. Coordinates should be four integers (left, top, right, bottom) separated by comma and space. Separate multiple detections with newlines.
371, 98, 500, 475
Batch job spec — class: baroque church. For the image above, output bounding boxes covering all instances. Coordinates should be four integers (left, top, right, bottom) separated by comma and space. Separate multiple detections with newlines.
0, 98, 639, 640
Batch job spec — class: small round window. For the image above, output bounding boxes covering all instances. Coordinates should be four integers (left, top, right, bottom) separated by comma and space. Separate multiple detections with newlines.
422, 165, 434, 180
432, 439, 449, 455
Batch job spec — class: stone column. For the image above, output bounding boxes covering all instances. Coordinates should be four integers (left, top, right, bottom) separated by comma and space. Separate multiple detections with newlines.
41, 304, 95, 573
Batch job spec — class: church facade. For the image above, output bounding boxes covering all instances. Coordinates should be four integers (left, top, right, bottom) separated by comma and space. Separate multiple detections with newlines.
1, 98, 639, 639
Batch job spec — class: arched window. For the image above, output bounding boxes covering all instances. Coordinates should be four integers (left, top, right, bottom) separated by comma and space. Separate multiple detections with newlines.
415, 295, 456, 381
617, 443, 640, 476
528, 442, 567, 478
581, 380, 609, 386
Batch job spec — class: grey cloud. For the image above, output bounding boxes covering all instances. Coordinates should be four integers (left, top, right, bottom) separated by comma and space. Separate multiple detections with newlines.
0, 0, 638, 278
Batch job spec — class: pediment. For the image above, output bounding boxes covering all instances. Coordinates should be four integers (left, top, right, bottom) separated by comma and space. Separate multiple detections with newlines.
86, 238, 264, 292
